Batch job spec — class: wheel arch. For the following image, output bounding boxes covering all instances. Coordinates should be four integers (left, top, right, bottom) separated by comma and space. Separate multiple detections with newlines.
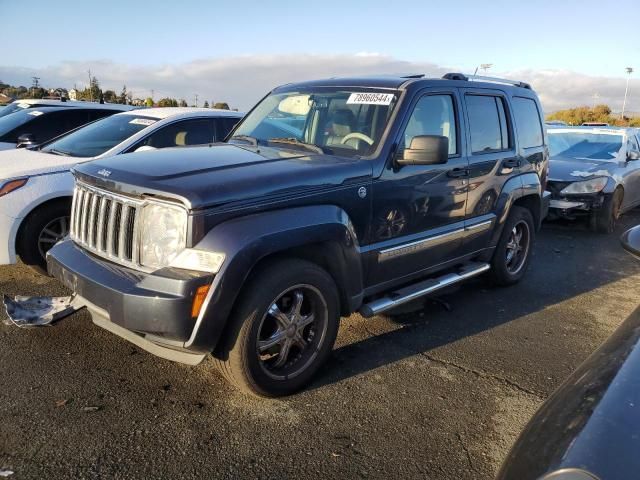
15, 195, 72, 258
185, 205, 364, 352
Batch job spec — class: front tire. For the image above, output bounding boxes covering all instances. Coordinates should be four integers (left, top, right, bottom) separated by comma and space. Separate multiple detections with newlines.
17, 200, 71, 275
590, 188, 623, 234
488, 206, 535, 286
213, 258, 340, 397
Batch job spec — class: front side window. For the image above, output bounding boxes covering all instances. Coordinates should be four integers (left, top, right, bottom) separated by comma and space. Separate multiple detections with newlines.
42, 114, 158, 158
512, 97, 543, 148
466, 95, 510, 153
134, 118, 214, 150
548, 130, 624, 160
401, 94, 457, 155
230, 89, 399, 157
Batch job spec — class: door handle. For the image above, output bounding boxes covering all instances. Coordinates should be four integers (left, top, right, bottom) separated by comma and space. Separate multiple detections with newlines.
448, 167, 469, 178
502, 158, 521, 168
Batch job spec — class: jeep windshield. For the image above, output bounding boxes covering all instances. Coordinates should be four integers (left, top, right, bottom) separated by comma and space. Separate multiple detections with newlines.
41, 114, 157, 158
548, 130, 624, 161
230, 89, 399, 157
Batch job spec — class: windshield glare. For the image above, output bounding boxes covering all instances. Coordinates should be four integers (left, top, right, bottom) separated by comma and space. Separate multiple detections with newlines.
231, 89, 399, 157
42, 114, 157, 158
549, 131, 624, 160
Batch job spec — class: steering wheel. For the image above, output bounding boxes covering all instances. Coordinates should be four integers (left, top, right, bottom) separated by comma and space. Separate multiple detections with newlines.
340, 132, 374, 146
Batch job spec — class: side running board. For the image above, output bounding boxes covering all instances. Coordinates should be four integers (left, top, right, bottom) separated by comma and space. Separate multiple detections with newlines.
359, 262, 490, 318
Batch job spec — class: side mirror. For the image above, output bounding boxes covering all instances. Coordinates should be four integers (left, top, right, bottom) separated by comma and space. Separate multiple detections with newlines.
627, 150, 640, 161
397, 135, 448, 166
134, 145, 156, 153
16, 133, 36, 149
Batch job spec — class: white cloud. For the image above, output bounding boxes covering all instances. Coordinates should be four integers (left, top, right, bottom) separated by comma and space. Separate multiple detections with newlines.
1, 54, 638, 114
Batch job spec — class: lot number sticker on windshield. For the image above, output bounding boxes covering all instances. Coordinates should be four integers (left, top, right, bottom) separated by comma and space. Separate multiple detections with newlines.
28, 110, 44, 116
347, 93, 394, 105
17, 103, 30, 109
129, 118, 156, 126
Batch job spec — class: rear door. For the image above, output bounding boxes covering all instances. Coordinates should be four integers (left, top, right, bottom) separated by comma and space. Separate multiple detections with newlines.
461, 89, 520, 253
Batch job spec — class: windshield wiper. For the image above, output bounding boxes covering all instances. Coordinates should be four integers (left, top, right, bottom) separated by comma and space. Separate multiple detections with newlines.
47, 148, 71, 156
267, 137, 324, 154
230, 135, 259, 146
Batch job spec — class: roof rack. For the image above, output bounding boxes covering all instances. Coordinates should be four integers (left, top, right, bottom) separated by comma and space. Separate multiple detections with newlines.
401, 74, 425, 79
442, 72, 531, 90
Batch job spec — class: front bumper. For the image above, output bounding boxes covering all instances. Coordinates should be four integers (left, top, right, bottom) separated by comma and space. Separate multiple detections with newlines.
548, 194, 605, 219
0, 209, 20, 264
47, 239, 213, 361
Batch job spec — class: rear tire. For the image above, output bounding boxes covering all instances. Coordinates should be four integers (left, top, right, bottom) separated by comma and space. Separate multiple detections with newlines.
488, 206, 535, 286
17, 200, 71, 275
590, 188, 623, 234
213, 258, 340, 397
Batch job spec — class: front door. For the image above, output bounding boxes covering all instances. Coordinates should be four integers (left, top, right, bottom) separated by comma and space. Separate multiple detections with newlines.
365, 90, 469, 288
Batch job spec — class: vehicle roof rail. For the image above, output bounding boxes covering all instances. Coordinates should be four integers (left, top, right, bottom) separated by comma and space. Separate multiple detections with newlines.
401, 74, 426, 79
442, 72, 531, 89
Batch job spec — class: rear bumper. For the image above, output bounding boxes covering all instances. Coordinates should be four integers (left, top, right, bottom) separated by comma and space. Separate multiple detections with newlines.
46, 239, 214, 359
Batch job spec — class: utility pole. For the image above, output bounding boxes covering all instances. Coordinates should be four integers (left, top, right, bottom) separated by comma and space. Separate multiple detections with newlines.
621, 67, 634, 120
194, 93, 198, 107
592, 92, 600, 108
31, 76, 40, 97
87, 69, 93, 102
151, 89, 154, 101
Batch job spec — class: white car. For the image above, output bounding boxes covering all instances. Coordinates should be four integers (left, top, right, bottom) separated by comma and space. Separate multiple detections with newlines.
0, 107, 243, 271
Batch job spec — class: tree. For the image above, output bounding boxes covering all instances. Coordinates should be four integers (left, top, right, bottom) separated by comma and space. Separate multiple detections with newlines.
178, 99, 187, 107
103, 90, 117, 103
213, 102, 230, 110
144, 97, 154, 107
546, 104, 634, 127
157, 97, 178, 107
202, 100, 209, 108
119, 85, 128, 104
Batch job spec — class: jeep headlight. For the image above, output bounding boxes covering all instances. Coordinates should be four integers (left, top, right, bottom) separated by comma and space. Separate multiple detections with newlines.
139, 203, 187, 269
560, 177, 608, 194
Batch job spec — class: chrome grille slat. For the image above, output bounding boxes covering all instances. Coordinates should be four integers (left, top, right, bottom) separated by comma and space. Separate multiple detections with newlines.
70, 182, 143, 269
70, 186, 78, 238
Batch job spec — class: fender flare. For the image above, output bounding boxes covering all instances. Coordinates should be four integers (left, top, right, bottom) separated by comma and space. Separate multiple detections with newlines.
489, 172, 542, 247
185, 204, 363, 351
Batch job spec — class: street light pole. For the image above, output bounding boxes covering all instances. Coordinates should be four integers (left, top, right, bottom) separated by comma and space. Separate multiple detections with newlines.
621, 67, 634, 120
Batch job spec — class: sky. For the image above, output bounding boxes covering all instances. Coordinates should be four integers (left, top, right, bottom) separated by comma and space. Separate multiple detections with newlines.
1, 0, 639, 113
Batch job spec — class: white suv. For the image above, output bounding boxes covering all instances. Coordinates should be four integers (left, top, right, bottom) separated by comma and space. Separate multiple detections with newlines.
0, 107, 243, 271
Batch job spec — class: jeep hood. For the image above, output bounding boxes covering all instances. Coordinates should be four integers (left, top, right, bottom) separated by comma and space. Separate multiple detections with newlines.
0, 147, 79, 180
73, 144, 373, 210
548, 155, 619, 182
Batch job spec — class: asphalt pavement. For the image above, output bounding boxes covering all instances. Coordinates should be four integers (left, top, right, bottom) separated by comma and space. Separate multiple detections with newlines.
2, 212, 640, 480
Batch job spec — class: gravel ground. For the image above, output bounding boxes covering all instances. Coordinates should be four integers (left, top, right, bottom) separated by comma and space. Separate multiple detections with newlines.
2, 212, 640, 480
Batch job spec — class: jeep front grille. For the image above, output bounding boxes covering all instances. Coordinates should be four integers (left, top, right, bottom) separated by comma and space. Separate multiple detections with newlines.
70, 183, 142, 268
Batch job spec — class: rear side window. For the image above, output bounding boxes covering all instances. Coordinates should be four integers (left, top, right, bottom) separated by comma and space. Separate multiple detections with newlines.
512, 97, 543, 148
466, 95, 510, 153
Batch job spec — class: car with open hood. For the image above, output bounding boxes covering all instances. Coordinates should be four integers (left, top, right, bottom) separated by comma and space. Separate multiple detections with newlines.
546, 126, 640, 232
0, 107, 243, 271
